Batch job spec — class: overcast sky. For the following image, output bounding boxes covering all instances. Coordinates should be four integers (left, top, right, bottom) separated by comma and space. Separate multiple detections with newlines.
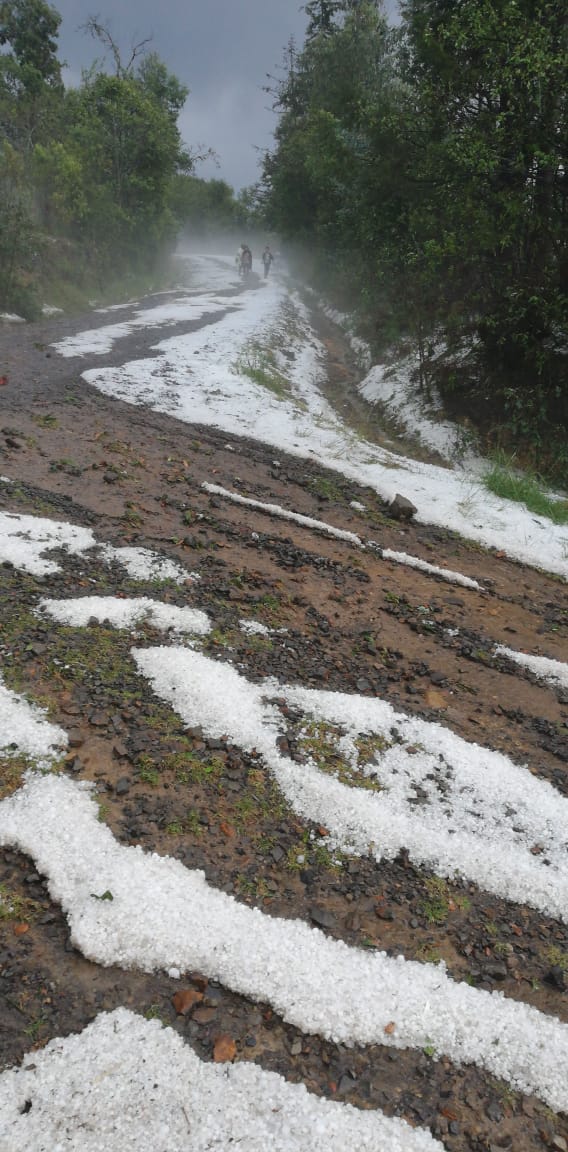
55, 1, 398, 191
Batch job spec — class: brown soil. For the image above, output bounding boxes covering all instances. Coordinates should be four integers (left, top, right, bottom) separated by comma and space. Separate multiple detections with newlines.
0, 292, 567, 1152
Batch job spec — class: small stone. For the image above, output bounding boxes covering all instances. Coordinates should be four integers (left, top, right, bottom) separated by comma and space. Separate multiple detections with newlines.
310, 907, 336, 930
115, 777, 130, 796
67, 730, 84, 748
552, 1136, 568, 1152
89, 712, 109, 728
545, 966, 567, 991
356, 677, 371, 693
192, 1006, 217, 1025
485, 1100, 503, 1123
112, 741, 130, 760
388, 493, 418, 521
172, 989, 204, 1016
337, 1073, 357, 1095
290, 1039, 302, 1056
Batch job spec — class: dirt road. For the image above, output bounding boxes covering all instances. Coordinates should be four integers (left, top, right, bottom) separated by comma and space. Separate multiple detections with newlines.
0, 259, 566, 1151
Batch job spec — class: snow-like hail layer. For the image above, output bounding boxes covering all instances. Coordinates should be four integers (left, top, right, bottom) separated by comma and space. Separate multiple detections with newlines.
380, 548, 481, 590
39, 595, 211, 637
0, 675, 67, 765
133, 646, 568, 923
358, 357, 480, 467
204, 480, 483, 590
76, 257, 568, 579
495, 645, 568, 691
51, 292, 232, 357
0, 510, 191, 582
1, 774, 567, 1111
0, 1009, 442, 1152
202, 481, 363, 545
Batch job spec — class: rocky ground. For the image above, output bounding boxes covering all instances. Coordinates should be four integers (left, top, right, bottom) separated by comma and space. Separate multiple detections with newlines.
0, 284, 567, 1152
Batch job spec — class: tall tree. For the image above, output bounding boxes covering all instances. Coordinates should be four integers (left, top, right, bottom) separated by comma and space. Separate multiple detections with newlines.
304, 1, 343, 39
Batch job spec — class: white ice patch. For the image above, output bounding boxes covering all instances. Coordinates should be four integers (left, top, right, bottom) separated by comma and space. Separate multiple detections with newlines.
174, 250, 243, 292
359, 358, 479, 465
1, 774, 567, 1111
0, 511, 193, 583
0, 1008, 442, 1152
38, 596, 210, 637
381, 549, 482, 590
0, 512, 97, 576
203, 482, 362, 546
0, 677, 67, 765
495, 646, 568, 691
51, 293, 231, 357
134, 646, 568, 923
239, 618, 272, 636
101, 544, 192, 585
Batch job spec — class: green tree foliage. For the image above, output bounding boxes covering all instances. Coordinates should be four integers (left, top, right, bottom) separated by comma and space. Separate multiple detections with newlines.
0, 2, 223, 315
170, 176, 240, 236
265, 0, 567, 477
304, 1, 343, 39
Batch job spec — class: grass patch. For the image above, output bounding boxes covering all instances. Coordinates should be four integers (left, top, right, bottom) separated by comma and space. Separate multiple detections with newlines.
309, 475, 344, 502
234, 341, 289, 399
297, 719, 385, 793
484, 456, 568, 525
420, 876, 450, 924
545, 945, 568, 972
32, 413, 58, 429
0, 883, 41, 923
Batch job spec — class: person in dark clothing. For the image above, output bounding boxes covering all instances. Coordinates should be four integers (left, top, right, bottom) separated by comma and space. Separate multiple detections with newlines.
262, 245, 274, 278
240, 244, 252, 277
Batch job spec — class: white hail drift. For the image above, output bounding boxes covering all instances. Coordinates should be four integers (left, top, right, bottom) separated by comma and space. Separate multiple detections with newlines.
0, 774, 567, 1112
134, 645, 568, 923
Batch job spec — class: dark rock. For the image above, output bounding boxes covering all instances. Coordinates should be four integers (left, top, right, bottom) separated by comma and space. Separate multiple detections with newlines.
483, 961, 508, 980
310, 907, 336, 930
115, 777, 131, 796
89, 712, 109, 728
544, 965, 567, 991
356, 677, 371, 693
388, 493, 417, 521
112, 741, 130, 760
337, 1073, 357, 1095
485, 1100, 503, 1123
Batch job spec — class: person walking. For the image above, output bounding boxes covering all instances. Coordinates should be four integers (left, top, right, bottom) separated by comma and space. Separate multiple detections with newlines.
240, 244, 252, 278
262, 245, 274, 278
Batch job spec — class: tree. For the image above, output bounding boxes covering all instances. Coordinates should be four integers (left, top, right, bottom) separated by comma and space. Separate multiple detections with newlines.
0, 0, 61, 89
401, 0, 568, 446
304, 1, 343, 39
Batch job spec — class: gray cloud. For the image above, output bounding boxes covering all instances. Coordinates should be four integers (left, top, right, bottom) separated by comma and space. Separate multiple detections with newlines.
55, 0, 399, 190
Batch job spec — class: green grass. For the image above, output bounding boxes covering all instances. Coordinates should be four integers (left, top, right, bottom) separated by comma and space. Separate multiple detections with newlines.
484, 457, 568, 525
233, 341, 289, 399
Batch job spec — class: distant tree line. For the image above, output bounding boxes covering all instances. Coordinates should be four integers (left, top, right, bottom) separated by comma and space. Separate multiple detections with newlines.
262, 0, 567, 479
0, 0, 251, 316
